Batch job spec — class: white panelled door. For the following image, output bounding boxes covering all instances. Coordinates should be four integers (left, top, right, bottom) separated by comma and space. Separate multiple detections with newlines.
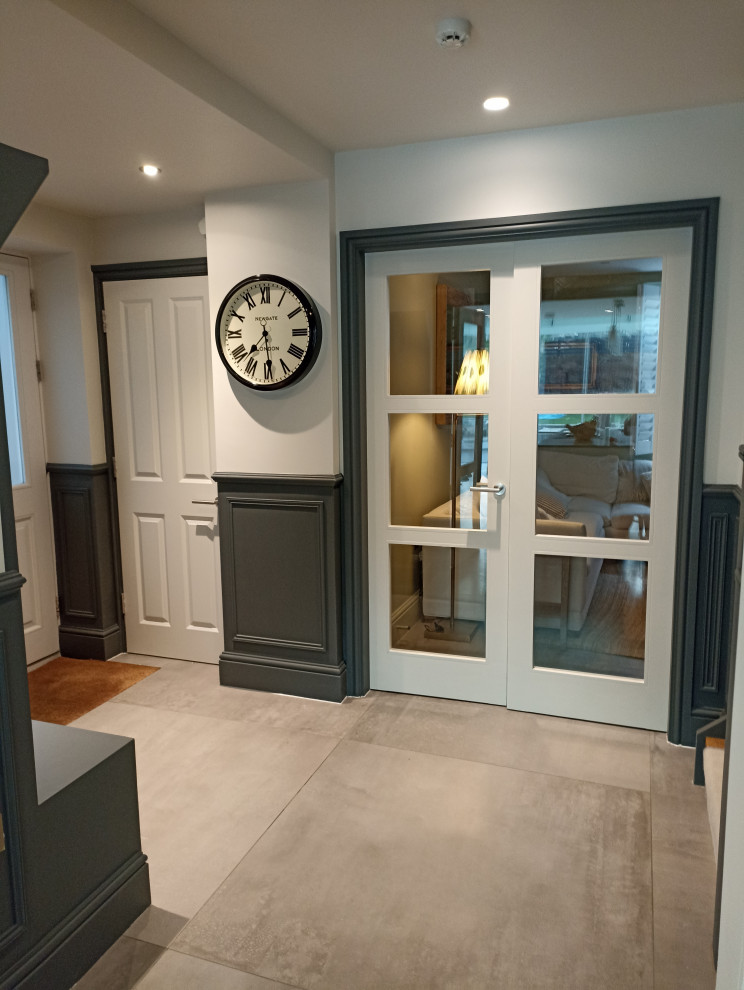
0, 253, 59, 664
105, 276, 222, 663
366, 228, 693, 730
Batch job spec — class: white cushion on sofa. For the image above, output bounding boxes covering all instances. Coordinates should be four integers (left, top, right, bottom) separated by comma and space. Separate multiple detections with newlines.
566, 495, 612, 527
538, 450, 619, 504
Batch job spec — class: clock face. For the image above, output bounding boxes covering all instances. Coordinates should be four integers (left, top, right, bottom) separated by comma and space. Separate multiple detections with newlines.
215, 274, 321, 390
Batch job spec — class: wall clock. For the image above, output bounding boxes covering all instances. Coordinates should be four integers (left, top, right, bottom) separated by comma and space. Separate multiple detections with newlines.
215, 273, 322, 391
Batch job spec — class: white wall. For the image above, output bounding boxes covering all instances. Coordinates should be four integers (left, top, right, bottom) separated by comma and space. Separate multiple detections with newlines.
5, 203, 105, 463
92, 206, 206, 264
717, 599, 744, 989
205, 180, 338, 475
335, 102, 744, 485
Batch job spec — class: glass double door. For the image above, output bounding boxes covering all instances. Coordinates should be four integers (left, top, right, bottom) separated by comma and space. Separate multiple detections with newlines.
366, 228, 693, 730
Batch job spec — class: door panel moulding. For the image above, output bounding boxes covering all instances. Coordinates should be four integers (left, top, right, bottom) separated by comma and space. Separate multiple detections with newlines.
339, 199, 719, 744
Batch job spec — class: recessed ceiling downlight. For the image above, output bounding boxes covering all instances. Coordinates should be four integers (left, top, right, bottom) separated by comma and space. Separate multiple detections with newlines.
483, 97, 510, 111
139, 163, 161, 177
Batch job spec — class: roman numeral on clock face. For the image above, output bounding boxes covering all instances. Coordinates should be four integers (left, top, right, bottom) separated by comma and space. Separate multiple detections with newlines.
287, 305, 302, 319
231, 343, 247, 362
260, 285, 270, 305
226, 328, 242, 338
246, 356, 258, 377
287, 343, 304, 360
280, 358, 291, 375
243, 291, 256, 310
292, 328, 308, 336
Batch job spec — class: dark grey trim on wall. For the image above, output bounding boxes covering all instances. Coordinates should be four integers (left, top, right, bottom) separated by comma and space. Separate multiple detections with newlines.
0, 603, 27, 952
214, 474, 345, 702
0, 142, 47, 248
339, 200, 719, 728
687, 485, 740, 735
90, 258, 208, 657
47, 464, 122, 660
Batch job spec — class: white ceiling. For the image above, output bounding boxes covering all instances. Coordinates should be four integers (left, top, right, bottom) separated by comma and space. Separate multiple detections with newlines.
2, 0, 743, 218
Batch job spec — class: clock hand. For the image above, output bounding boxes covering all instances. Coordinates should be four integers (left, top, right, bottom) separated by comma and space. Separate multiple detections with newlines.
261, 326, 274, 380
247, 327, 269, 350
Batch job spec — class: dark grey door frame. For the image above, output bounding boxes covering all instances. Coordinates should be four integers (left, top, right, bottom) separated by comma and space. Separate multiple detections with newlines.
91, 257, 208, 653
339, 200, 719, 742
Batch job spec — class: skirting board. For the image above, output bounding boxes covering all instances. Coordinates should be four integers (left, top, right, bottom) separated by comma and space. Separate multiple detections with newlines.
220, 653, 347, 703
2, 857, 149, 990
58, 624, 123, 661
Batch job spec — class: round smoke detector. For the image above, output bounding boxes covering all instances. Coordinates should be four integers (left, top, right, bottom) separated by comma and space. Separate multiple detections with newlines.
436, 17, 472, 48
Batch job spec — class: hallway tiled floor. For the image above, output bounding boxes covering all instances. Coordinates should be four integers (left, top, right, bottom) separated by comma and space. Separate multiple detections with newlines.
72, 656, 717, 989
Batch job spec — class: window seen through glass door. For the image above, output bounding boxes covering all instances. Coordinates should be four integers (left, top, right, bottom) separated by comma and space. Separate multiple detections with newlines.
539, 259, 661, 395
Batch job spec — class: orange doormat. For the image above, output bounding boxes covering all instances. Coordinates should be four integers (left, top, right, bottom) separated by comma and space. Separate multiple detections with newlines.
28, 657, 159, 725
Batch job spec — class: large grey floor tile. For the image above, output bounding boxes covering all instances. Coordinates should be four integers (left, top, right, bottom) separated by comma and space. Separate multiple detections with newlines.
650, 734, 717, 989
112, 656, 377, 739
71, 701, 338, 918
126, 905, 190, 948
174, 740, 653, 990
350, 691, 652, 790
134, 950, 298, 989
73, 936, 163, 990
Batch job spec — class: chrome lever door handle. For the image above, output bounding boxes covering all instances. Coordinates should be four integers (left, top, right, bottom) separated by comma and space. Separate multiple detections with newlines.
470, 483, 507, 497
191, 499, 218, 505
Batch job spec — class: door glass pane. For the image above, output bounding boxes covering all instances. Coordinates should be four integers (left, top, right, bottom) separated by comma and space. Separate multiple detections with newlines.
0, 276, 25, 486
533, 556, 647, 679
539, 259, 662, 395
536, 413, 653, 539
390, 413, 488, 528
389, 271, 490, 395
391, 543, 486, 658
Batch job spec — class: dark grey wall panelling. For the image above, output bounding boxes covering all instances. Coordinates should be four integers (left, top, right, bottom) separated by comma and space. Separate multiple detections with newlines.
47, 464, 123, 660
215, 474, 345, 702
690, 486, 740, 729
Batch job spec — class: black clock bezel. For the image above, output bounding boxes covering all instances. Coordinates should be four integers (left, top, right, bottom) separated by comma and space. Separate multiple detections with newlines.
215, 273, 322, 391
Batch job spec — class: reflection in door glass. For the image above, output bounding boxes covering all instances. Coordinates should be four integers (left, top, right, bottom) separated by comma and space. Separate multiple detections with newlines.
535, 413, 653, 539
391, 543, 486, 659
539, 259, 661, 395
390, 413, 489, 529
0, 277, 25, 486
533, 555, 647, 679
388, 270, 490, 395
